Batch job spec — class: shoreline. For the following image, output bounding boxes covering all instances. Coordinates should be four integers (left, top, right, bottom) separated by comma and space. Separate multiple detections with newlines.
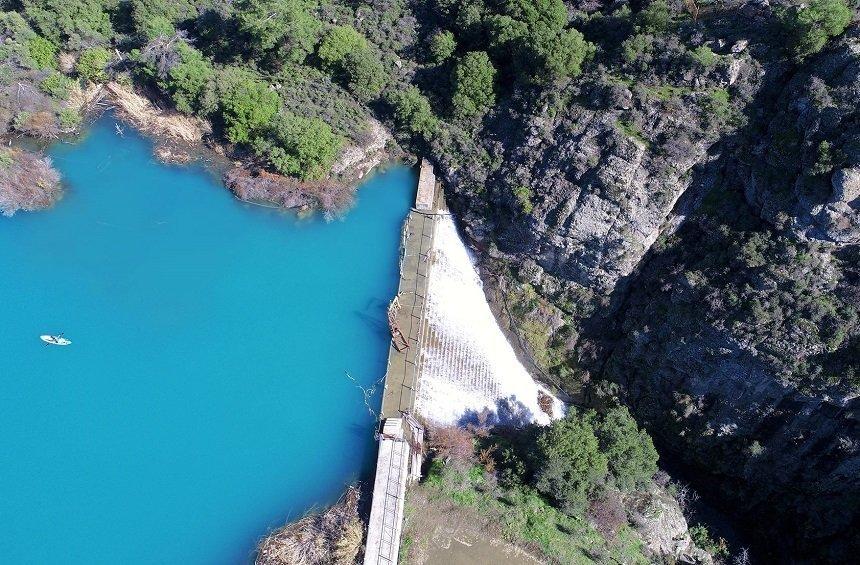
99, 81, 405, 215
2, 80, 408, 219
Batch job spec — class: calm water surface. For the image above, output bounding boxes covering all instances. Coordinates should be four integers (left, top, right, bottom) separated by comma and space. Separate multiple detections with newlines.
0, 118, 414, 564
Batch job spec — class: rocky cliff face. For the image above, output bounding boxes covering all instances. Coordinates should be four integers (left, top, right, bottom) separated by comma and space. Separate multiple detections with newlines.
431, 5, 860, 561
437, 58, 758, 295
742, 33, 860, 246
605, 183, 860, 559
615, 33, 860, 560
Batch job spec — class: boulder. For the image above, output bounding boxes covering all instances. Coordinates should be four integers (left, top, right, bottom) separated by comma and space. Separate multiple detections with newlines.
832, 167, 860, 205
626, 486, 713, 564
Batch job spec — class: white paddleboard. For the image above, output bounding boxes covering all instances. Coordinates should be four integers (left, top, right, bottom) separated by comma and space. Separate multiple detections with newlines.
40, 335, 71, 346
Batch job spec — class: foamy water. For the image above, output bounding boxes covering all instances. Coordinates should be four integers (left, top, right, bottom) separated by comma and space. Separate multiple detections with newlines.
415, 216, 562, 426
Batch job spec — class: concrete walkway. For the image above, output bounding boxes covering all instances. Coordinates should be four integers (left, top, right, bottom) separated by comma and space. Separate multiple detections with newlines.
364, 160, 440, 565
379, 209, 435, 419
363, 419, 410, 564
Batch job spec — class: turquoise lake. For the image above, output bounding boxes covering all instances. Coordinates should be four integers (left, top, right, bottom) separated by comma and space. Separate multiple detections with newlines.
0, 118, 414, 564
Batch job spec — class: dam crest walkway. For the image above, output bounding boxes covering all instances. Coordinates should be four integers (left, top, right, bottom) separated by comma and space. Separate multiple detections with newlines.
363, 159, 444, 565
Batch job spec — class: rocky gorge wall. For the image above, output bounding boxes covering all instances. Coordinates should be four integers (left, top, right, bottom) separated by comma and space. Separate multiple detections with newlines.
431, 8, 860, 562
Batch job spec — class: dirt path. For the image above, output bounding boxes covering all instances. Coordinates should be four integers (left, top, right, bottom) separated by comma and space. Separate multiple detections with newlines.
401, 487, 545, 565
424, 533, 543, 565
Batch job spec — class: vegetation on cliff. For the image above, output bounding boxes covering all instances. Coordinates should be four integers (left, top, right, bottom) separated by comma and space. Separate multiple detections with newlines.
401, 407, 712, 564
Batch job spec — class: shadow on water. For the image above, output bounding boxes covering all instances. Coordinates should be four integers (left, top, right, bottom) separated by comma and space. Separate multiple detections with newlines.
353, 299, 391, 336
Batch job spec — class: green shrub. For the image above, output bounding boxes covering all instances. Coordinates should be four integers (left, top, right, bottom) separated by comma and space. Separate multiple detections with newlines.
0, 149, 13, 168
451, 51, 496, 118
39, 71, 74, 98
533, 410, 608, 514
76, 47, 111, 82
811, 140, 835, 176
235, 0, 321, 61
12, 111, 31, 130
689, 45, 717, 68
541, 28, 594, 81
703, 88, 734, 126
0, 11, 36, 42
649, 83, 690, 101
637, 0, 671, 35
166, 43, 214, 115
27, 36, 57, 69
429, 29, 456, 64
748, 440, 765, 457
140, 15, 175, 41
689, 524, 729, 558
58, 107, 82, 131
315, 26, 384, 100
129, 0, 201, 34
485, 0, 594, 83
781, 0, 852, 60
342, 48, 386, 101
317, 26, 367, 71
512, 184, 534, 214
593, 407, 659, 491
496, 445, 527, 488
621, 33, 653, 64
616, 120, 648, 146
388, 86, 438, 139
216, 67, 280, 144
22, 0, 114, 50
452, 0, 487, 42
253, 112, 342, 180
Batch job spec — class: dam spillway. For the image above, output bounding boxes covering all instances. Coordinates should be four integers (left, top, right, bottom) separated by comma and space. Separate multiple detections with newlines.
363, 161, 559, 564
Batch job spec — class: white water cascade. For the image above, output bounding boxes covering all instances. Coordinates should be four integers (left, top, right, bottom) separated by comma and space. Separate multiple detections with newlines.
415, 215, 562, 426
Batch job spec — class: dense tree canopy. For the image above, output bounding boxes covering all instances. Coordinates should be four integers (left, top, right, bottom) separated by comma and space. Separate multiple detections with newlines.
165, 43, 215, 116
253, 112, 342, 180
636, 0, 672, 35
440, 0, 596, 84
235, 0, 321, 62
129, 0, 201, 33
451, 50, 496, 118
593, 407, 659, 492
39, 71, 74, 98
21, 0, 114, 49
216, 67, 280, 143
530, 407, 659, 514
428, 29, 456, 64
317, 26, 367, 71
388, 86, 438, 139
138, 15, 175, 42
316, 25, 385, 101
342, 49, 386, 101
534, 410, 609, 514
27, 36, 57, 69
76, 46, 111, 82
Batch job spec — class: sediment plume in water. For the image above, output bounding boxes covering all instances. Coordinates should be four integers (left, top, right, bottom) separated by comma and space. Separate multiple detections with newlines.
416, 216, 562, 426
